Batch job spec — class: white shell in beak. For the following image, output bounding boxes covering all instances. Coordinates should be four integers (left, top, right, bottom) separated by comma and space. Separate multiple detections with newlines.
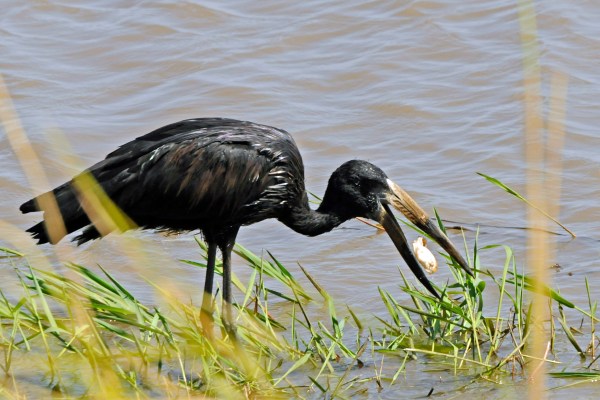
412, 236, 438, 274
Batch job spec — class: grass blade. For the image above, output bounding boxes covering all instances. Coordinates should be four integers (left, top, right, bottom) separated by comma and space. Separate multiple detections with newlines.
477, 172, 575, 238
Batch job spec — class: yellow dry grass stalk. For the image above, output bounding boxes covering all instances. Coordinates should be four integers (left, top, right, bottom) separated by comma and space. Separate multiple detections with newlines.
518, 1, 569, 398
0, 75, 67, 244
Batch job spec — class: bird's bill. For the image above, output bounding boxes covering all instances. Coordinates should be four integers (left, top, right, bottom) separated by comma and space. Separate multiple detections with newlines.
378, 203, 441, 298
377, 179, 474, 297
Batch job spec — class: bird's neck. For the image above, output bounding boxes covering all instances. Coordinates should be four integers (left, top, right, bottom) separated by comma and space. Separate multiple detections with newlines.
280, 201, 346, 237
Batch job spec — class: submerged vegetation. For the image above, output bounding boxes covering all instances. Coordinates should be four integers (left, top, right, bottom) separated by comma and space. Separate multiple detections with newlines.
0, 212, 598, 398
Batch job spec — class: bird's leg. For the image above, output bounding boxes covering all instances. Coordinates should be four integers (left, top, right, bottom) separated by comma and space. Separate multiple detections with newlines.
201, 241, 217, 333
219, 228, 239, 336
221, 240, 235, 334
203, 241, 217, 295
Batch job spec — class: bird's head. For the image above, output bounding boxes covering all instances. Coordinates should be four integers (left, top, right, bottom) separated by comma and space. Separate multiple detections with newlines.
320, 160, 472, 298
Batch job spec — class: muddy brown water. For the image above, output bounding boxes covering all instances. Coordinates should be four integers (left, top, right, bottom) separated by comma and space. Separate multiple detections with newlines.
1, 1, 600, 398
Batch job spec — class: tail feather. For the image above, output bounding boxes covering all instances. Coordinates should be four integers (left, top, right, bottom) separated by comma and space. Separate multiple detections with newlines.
25, 221, 51, 244
20, 198, 39, 214
20, 181, 73, 214
20, 182, 93, 245
73, 226, 101, 245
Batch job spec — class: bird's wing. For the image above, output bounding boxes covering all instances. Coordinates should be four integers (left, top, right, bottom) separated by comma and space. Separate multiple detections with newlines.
20, 118, 304, 243
87, 119, 295, 230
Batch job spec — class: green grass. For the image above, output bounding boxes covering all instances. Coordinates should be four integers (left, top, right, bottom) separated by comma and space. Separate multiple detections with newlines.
0, 215, 597, 399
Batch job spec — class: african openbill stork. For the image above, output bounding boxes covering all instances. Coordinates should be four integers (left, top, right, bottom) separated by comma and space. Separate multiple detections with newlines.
20, 118, 472, 327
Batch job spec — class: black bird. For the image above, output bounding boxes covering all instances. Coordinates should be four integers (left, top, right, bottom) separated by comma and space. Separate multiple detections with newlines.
20, 118, 472, 325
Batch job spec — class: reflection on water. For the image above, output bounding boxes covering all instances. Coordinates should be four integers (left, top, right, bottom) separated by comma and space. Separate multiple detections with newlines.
1, 1, 600, 397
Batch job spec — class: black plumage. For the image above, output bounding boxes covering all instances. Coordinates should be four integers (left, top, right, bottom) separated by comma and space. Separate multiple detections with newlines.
20, 117, 472, 327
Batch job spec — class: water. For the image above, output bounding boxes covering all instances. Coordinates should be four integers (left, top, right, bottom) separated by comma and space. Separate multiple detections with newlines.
1, 1, 600, 397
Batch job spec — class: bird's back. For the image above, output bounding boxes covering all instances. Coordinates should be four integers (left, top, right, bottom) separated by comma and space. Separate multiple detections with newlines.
21, 118, 307, 243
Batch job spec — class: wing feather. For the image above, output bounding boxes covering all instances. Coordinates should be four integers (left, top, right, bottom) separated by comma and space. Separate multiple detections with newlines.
21, 118, 305, 242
